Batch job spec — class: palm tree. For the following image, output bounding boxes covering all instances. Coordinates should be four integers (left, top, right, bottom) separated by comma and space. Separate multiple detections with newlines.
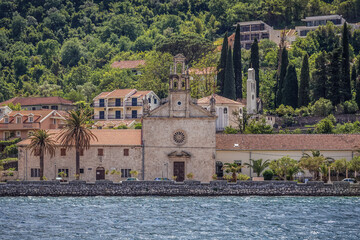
350, 157, 360, 179
27, 130, 56, 180
223, 162, 243, 182
244, 159, 270, 177
331, 159, 346, 181
300, 151, 333, 180
57, 110, 97, 180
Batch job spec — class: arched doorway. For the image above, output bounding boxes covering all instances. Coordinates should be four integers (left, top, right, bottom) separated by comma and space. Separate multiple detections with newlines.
96, 167, 105, 180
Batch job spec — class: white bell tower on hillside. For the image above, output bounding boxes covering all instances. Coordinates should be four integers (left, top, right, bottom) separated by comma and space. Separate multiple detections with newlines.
247, 68, 257, 114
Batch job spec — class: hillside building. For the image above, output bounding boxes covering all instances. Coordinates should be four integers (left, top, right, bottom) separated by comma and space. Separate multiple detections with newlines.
0, 97, 75, 111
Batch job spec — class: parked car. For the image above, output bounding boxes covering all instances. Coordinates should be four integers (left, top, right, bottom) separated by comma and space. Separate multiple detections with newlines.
154, 178, 170, 181
342, 178, 357, 184
125, 177, 139, 181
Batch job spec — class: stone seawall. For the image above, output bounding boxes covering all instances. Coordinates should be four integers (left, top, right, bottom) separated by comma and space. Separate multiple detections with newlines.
1, 180, 360, 197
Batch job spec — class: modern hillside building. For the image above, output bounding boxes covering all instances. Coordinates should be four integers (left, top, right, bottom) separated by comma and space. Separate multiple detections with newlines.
295, 15, 346, 37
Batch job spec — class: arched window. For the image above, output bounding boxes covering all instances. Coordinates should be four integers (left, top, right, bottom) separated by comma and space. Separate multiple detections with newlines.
224, 108, 228, 114
174, 81, 178, 89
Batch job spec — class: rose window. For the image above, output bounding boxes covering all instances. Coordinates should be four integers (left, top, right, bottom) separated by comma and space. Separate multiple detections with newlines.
173, 131, 186, 144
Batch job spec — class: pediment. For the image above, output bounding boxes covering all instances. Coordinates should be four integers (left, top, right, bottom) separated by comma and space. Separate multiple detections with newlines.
168, 151, 191, 158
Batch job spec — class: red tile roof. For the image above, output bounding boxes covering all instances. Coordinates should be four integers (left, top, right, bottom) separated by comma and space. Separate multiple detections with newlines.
0, 97, 73, 106
18, 129, 142, 146
93, 89, 136, 100
0, 110, 63, 123
132, 91, 152, 98
111, 60, 146, 69
216, 134, 360, 151
198, 94, 244, 105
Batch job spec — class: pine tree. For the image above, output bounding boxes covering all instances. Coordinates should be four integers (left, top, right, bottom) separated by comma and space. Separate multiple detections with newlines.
217, 32, 228, 95
298, 54, 310, 107
326, 48, 342, 106
250, 38, 260, 97
340, 22, 351, 102
223, 47, 236, 100
351, 64, 357, 86
282, 64, 298, 108
233, 24, 242, 99
276, 47, 288, 106
313, 51, 328, 101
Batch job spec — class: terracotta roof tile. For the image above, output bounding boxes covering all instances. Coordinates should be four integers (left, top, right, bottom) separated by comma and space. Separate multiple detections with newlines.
0, 110, 64, 123
94, 89, 136, 100
216, 134, 360, 151
0, 97, 73, 106
132, 91, 151, 98
92, 120, 136, 128
111, 60, 146, 69
18, 129, 142, 146
198, 94, 244, 105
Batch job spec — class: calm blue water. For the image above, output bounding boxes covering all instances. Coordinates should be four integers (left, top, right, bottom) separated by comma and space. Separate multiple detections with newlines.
0, 197, 359, 239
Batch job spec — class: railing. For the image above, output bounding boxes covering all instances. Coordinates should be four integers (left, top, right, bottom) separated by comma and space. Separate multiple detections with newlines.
107, 115, 122, 120
124, 101, 143, 107
125, 114, 142, 119
93, 115, 105, 120
108, 102, 123, 107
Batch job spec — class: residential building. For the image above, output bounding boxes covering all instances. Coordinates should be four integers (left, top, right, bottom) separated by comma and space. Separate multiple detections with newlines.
0, 110, 66, 140
93, 89, 160, 122
198, 94, 245, 131
0, 106, 11, 120
17, 129, 142, 182
295, 15, 346, 37
215, 134, 359, 178
110, 60, 146, 75
0, 97, 75, 111
230, 20, 281, 49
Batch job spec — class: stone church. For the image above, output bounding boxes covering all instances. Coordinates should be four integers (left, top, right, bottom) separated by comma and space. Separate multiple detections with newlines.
142, 54, 217, 182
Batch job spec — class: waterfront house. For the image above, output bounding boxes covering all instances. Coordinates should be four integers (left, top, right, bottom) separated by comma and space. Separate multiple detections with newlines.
0, 110, 66, 140
0, 96, 75, 111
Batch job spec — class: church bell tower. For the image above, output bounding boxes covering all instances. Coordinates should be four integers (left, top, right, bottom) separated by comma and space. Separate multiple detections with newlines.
247, 68, 257, 114
169, 54, 191, 117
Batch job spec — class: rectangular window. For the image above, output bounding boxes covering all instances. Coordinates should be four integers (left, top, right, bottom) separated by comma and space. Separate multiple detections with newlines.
60, 148, 66, 156
99, 99, 105, 107
42, 106, 49, 109
132, 98, 137, 106
99, 111, 105, 119
51, 105, 58, 110
148, 97, 151, 104
58, 169, 69, 178
28, 116, 33, 122
115, 98, 121, 106
98, 148, 104, 156
80, 168, 84, 174
16, 117, 22, 124
4, 117, 8, 123
31, 168, 40, 177
121, 169, 131, 178
115, 111, 121, 119
124, 149, 129, 156
154, 98, 157, 104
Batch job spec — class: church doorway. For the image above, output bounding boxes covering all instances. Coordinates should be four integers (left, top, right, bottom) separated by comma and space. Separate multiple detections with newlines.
173, 162, 185, 182
96, 167, 105, 180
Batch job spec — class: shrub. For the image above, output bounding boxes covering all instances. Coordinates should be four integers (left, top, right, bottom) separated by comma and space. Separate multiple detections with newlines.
343, 100, 359, 114
186, 172, 194, 179
263, 169, 274, 180
115, 125, 128, 129
276, 104, 294, 116
311, 98, 333, 116
295, 106, 310, 117
134, 123, 142, 129
237, 173, 250, 181
315, 116, 335, 133
292, 128, 302, 134
212, 174, 218, 180
3, 144, 18, 156
224, 126, 238, 134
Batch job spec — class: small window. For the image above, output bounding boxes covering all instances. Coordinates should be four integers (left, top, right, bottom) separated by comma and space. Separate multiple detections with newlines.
79, 168, 84, 174
98, 148, 104, 156
60, 148, 66, 156
31, 168, 40, 177
121, 169, 131, 178
124, 149, 129, 156
58, 169, 69, 178
79, 148, 84, 156
154, 98, 157, 104
28, 116, 33, 122
16, 131, 21, 137
148, 98, 151, 104
51, 105, 58, 110
53, 119, 56, 124
16, 116, 22, 124
224, 108, 228, 114
32, 107, 36, 110
4, 117, 8, 123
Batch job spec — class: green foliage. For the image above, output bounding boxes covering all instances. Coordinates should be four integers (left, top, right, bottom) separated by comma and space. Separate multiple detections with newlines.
276, 104, 294, 117
237, 173, 250, 181
217, 32, 228, 95
7, 102, 21, 111
340, 23, 352, 102
312, 51, 328, 101
134, 123, 142, 129
326, 48, 341, 105
311, 98, 333, 116
244, 159, 270, 177
298, 54, 310, 107
233, 24, 242, 99
3, 144, 18, 156
61, 39, 85, 67
262, 169, 274, 180
269, 156, 298, 180
115, 125, 128, 129
335, 121, 360, 134
250, 38, 260, 97
343, 100, 358, 114
224, 126, 238, 134
276, 48, 288, 107
315, 115, 335, 134
245, 118, 273, 134
223, 48, 235, 100
282, 64, 298, 108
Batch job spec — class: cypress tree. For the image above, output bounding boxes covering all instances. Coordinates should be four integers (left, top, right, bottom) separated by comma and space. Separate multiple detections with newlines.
250, 38, 260, 97
313, 51, 328, 101
223, 47, 236, 100
217, 32, 228, 95
340, 22, 352, 102
356, 76, 360, 107
298, 54, 310, 107
326, 48, 342, 106
276, 47, 288, 106
233, 24, 242, 99
282, 64, 298, 108
351, 64, 357, 86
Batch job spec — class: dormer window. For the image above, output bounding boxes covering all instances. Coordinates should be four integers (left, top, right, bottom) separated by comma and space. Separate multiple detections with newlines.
16, 116, 22, 124
28, 116, 33, 123
4, 117, 9, 123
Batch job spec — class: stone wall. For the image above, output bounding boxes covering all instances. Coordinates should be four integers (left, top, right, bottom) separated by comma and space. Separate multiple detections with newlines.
0, 180, 359, 197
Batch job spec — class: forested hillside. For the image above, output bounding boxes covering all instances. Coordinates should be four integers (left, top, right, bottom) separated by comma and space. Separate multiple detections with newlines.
1, 0, 360, 107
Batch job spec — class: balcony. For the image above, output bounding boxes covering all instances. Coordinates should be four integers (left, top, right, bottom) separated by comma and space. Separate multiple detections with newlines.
108, 115, 122, 120
93, 115, 105, 120
108, 102, 123, 107
93, 103, 105, 108
93, 115, 122, 120
124, 101, 143, 107
125, 114, 142, 119
0, 123, 41, 130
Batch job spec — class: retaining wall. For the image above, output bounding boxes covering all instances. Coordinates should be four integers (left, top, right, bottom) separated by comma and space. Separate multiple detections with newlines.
1, 180, 359, 197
